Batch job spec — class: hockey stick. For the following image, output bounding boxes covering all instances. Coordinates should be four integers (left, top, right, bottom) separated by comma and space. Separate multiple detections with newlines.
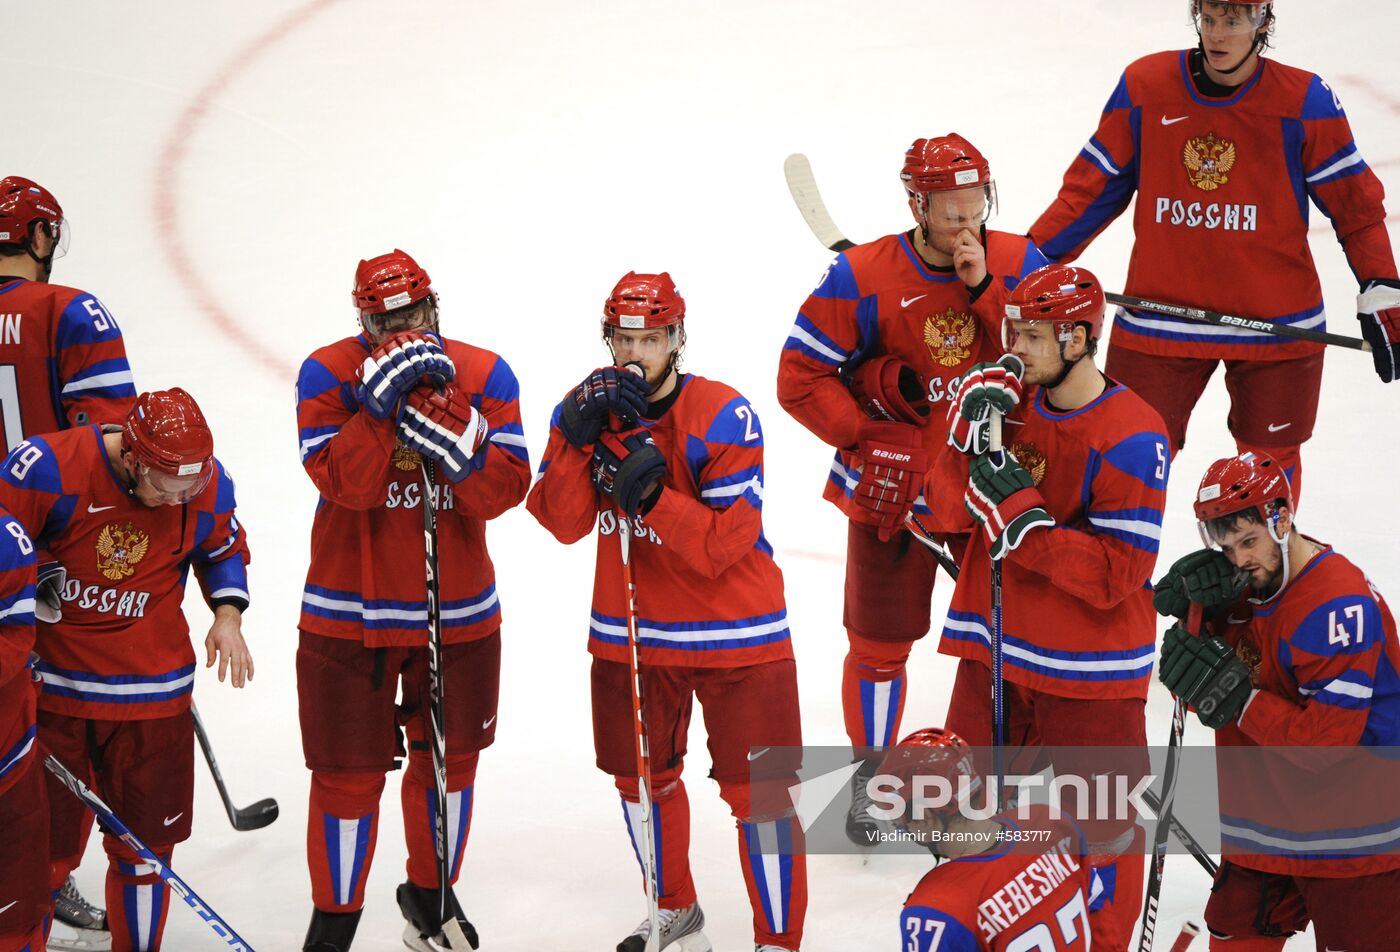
44, 753, 255, 950
988, 413, 1007, 810
192, 702, 279, 831
420, 462, 474, 951
783, 153, 1370, 352
905, 513, 961, 580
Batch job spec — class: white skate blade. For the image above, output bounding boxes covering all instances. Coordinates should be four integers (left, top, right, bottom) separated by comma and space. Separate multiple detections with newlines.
402, 922, 479, 951
47, 923, 112, 952
669, 931, 712, 952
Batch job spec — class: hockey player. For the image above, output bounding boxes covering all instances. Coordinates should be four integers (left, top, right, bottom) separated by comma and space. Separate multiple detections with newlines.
882, 728, 1104, 951
1028, 1, 1400, 505
295, 250, 529, 952
921, 263, 1171, 950
529, 272, 806, 952
1, 174, 138, 942
1154, 451, 1400, 949
0, 509, 42, 952
777, 135, 1048, 842
0, 387, 252, 952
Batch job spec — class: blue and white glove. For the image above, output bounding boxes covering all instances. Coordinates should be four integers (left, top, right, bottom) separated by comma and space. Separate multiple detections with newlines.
355, 331, 455, 420
37, 561, 66, 624
1359, 279, 1400, 383
397, 385, 489, 483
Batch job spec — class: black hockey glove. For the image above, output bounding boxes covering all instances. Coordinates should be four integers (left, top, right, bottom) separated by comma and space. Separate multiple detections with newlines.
1152, 548, 1249, 620
1358, 278, 1400, 383
1158, 623, 1253, 730
591, 427, 667, 517
558, 366, 652, 449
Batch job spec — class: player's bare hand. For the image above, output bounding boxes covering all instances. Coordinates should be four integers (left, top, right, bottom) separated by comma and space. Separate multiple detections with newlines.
205, 605, 254, 688
952, 229, 987, 288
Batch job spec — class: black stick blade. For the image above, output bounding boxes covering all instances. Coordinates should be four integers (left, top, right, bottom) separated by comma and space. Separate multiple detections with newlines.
231, 797, 279, 831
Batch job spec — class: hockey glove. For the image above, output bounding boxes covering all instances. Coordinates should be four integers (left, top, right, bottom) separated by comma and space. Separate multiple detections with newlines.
965, 450, 1054, 560
1152, 548, 1249, 619
37, 561, 66, 624
1358, 280, 1400, 383
558, 366, 652, 449
846, 354, 930, 425
851, 421, 928, 543
947, 355, 1024, 455
397, 385, 489, 483
355, 331, 455, 420
591, 427, 667, 518
1158, 623, 1253, 730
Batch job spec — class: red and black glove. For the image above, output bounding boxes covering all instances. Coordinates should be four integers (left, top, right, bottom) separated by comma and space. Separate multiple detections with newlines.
851, 421, 928, 542
846, 354, 929, 424
590, 426, 667, 517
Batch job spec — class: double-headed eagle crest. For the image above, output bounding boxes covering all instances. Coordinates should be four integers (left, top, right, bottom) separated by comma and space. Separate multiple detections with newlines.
1008, 442, 1048, 486
1183, 132, 1236, 191
96, 522, 150, 582
392, 442, 423, 471
923, 308, 977, 368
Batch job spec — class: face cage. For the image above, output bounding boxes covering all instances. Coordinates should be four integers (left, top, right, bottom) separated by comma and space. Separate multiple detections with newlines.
912, 181, 998, 232
137, 459, 213, 504
1193, 3, 1269, 37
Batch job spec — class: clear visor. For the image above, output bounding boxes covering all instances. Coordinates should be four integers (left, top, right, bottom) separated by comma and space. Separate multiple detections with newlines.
362, 299, 433, 341
914, 182, 998, 232
605, 325, 680, 360
1000, 315, 1071, 351
139, 459, 212, 504
49, 218, 71, 260
1194, 5, 1267, 36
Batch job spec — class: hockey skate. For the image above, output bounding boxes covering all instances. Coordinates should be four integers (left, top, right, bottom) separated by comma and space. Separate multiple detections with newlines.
616, 903, 712, 952
845, 760, 889, 849
303, 907, 363, 952
397, 880, 479, 951
47, 876, 111, 952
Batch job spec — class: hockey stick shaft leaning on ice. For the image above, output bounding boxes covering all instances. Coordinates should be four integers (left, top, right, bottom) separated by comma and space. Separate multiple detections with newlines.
784, 153, 1369, 351
192, 702, 279, 831
988, 413, 1006, 810
420, 462, 474, 951
44, 753, 255, 950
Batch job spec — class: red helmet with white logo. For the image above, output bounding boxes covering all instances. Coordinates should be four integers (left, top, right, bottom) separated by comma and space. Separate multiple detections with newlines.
353, 249, 433, 317
877, 727, 982, 821
0, 176, 67, 257
1194, 451, 1292, 527
901, 135, 991, 194
602, 272, 685, 330
1002, 264, 1106, 349
122, 389, 215, 503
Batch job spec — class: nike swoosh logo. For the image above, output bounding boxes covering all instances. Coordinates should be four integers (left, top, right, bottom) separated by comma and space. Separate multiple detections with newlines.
901, 294, 927, 308
163, 813, 183, 826
1267, 422, 1292, 432
747, 747, 770, 761
482, 715, 497, 730
0, 901, 16, 915
1161, 115, 1189, 125
87, 504, 116, 513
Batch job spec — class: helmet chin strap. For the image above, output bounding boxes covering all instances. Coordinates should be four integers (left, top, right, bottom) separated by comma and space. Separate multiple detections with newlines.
1249, 508, 1293, 605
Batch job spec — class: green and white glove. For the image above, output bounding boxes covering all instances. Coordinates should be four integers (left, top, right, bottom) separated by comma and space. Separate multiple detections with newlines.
1152, 548, 1249, 619
1158, 623, 1253, 730
965, 451, 1055, 560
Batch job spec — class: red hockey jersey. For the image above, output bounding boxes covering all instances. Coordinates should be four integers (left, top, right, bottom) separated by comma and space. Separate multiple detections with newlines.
296, 334, 529, 648
0, 426, 249, 721
778, 231, 1048, 520
926, 383, 1169, 700
0, 277, 137, 451
1214, 544, 1400, 877
1030, 50, 1396, 360
0, 507, 37, 797
900, 809, 1101, 951
528, 373, 792, 669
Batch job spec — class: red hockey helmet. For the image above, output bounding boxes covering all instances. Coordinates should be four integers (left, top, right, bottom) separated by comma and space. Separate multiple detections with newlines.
122, 388, 215, 503
353, 249, 433, 317
0, 176, 67, 258
877, 727, 982, 822
901, 135, 991, 194
1002, 264, 1106, 350
1194, 451, 1292, 537
602, 272, 685, 330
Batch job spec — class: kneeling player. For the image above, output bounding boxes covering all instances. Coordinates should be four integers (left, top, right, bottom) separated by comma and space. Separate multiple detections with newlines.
1154, 452, 1400, 950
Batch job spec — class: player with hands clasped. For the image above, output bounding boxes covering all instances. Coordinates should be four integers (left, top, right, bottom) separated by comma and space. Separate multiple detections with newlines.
778, 135, 1050, 843
0, 388, 251, 952
294, 250, 529, 952
1029, 0, 1400, 504
529, 273, 806, 952
1154, 452, 1400, 949
923, 264, 1172, 950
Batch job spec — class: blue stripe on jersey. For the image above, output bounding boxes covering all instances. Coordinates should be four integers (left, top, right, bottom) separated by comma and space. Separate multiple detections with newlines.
589, 608, 790, 652
481, 354, 522, 404
1114, 303, 1326, 345
1307, 142, 1367, 187
1018, 241, 1051, 281
700, 465, 763, 510
1086, 507, 1163, 554
0, 514, 36, 573
1282, 118, 1309, 222
297, 357, 342, 403
299, 424, 340, 462
1103, 71, 1133, 113
199, 555, 249, 604
0, 588, 36, 625
783, 313, 848, 367
855, 294, 881, 366
1301, 74, 1347, 120
0, 724, 36, 784
1290, 595, 1383, 659
0, 280, 20, 296
1299, 670, 1373, 711
943, 610, 1156, 682
705, 397, 762, 446
1040, 158, 1138, 263
1101, 431, 1169, 491
301, 581, 499, 630
212, 463, 237, 513
55, 294, 124, 349
1220, 811, 1400, 861
684, 432, 708, 487
809, 255, 860, 301
488, 421, 528, 463
59, 357, 136, 400
36, 661, 197, 705
1364, 651, 1400, 746
900, 906, 980, 952
1081, 134, 1122, 177
828, 455, 933, 516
